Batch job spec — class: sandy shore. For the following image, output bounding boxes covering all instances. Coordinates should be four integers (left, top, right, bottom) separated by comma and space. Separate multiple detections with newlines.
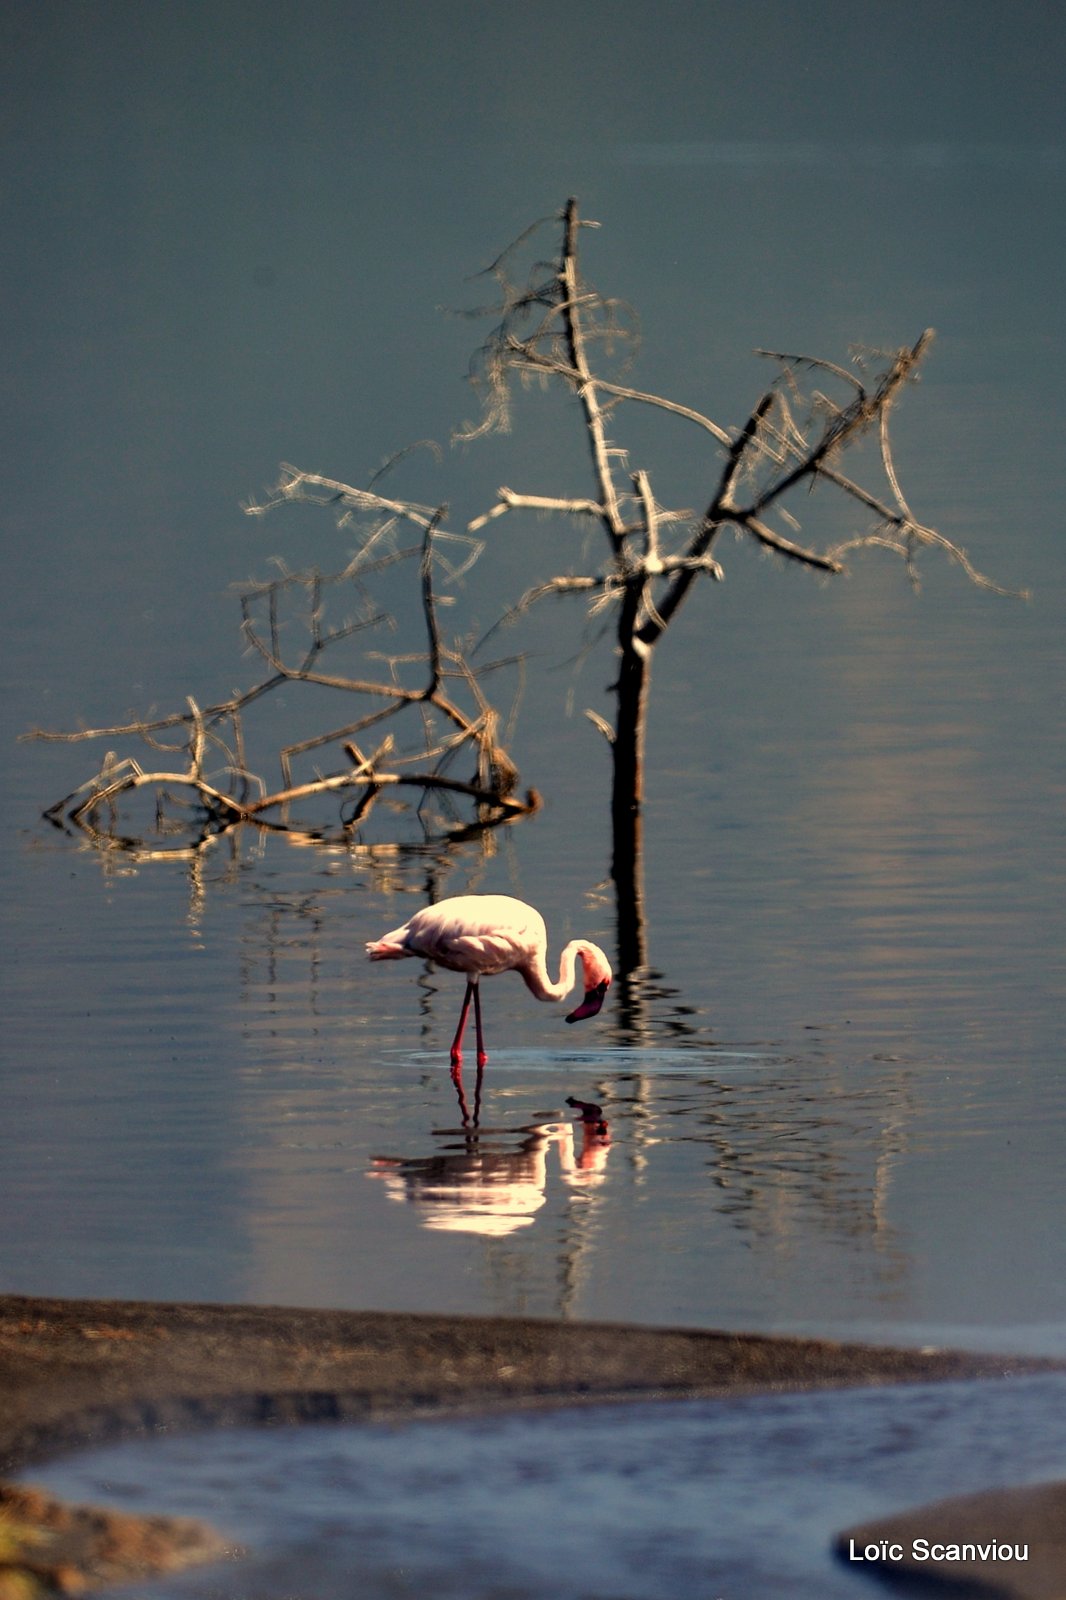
2, 1295, 1064, 1596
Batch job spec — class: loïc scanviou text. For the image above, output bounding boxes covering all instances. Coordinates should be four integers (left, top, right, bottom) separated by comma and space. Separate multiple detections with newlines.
847, 1539, 1028, 1563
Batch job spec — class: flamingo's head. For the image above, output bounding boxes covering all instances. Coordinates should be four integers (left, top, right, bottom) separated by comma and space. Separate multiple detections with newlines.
565, 943, 613, 1024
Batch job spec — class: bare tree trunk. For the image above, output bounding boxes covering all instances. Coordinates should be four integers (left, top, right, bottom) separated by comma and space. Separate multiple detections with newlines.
612, 812, 648, 1010
611, 621, 651, 976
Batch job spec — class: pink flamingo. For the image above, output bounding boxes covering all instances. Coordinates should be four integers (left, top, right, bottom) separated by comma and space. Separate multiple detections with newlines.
366, 894, 612, 1075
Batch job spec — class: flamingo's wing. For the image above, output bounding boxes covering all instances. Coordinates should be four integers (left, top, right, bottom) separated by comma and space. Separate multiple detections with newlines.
403, 896, 545, 975
435, 931, 521, 973
404, 927, 522, 975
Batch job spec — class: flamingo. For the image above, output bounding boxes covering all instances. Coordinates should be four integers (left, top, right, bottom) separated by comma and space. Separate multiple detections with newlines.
366, 894, 612, 1074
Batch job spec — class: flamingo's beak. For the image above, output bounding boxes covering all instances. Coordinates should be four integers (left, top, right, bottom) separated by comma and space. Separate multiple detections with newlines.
566, 978, 610, 1023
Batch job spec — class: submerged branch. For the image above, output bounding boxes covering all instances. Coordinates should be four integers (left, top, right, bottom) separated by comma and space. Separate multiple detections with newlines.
36, 475, 531, 856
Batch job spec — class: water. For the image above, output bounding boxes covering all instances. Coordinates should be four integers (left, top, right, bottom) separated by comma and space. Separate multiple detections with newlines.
4, 809, 1064, 1344
26, 1375, 1066, 1598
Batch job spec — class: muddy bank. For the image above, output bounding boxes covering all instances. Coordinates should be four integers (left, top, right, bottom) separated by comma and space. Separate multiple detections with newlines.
3, 1294, 1060, 1470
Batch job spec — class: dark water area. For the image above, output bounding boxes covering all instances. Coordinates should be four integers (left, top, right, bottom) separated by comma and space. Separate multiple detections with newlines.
3, 4, 1066, 1585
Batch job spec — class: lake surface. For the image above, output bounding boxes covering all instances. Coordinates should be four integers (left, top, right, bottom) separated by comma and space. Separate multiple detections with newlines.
4, 561, 1064, 1347
3, 6, 1066, 1584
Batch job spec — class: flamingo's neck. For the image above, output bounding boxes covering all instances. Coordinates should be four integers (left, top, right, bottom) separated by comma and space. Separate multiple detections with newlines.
520, 941, 586, 1003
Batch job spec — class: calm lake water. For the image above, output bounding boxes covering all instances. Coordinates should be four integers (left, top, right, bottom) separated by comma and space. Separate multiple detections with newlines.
4, 5, 1066, 1589
6, 560, 1066, 1346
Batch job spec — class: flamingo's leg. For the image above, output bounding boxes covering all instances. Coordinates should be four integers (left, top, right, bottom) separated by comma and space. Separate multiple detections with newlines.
451, 981, 485, 1126
450, 979, 476, 1071
472, 982, 487, 1069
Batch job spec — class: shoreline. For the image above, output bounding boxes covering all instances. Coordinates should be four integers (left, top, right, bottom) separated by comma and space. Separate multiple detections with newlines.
3, 1295, 1065, 1597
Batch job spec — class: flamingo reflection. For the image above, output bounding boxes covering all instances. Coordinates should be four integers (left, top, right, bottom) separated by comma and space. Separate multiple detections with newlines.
369, 1104, 611, 1237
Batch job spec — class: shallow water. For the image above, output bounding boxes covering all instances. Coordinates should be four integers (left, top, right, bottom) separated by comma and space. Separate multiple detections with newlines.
28, 1376, 1066, 1599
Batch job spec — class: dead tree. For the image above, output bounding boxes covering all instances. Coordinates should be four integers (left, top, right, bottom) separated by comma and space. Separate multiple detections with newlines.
460, 198, 1021, 979
30, 199, 1018, 1003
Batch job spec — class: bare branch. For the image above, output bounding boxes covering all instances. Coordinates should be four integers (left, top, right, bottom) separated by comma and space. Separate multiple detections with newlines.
751, 331, 934, 513
513, 346, 733, 446
365, 439, 443, 492
739, 514, 845, 572
557, 199, 629, 545
756, 346, 866, 395
473, 573, 606, 653
245, 467, 441, 533
420, 508, 447, 691
468, 487, 606, 534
